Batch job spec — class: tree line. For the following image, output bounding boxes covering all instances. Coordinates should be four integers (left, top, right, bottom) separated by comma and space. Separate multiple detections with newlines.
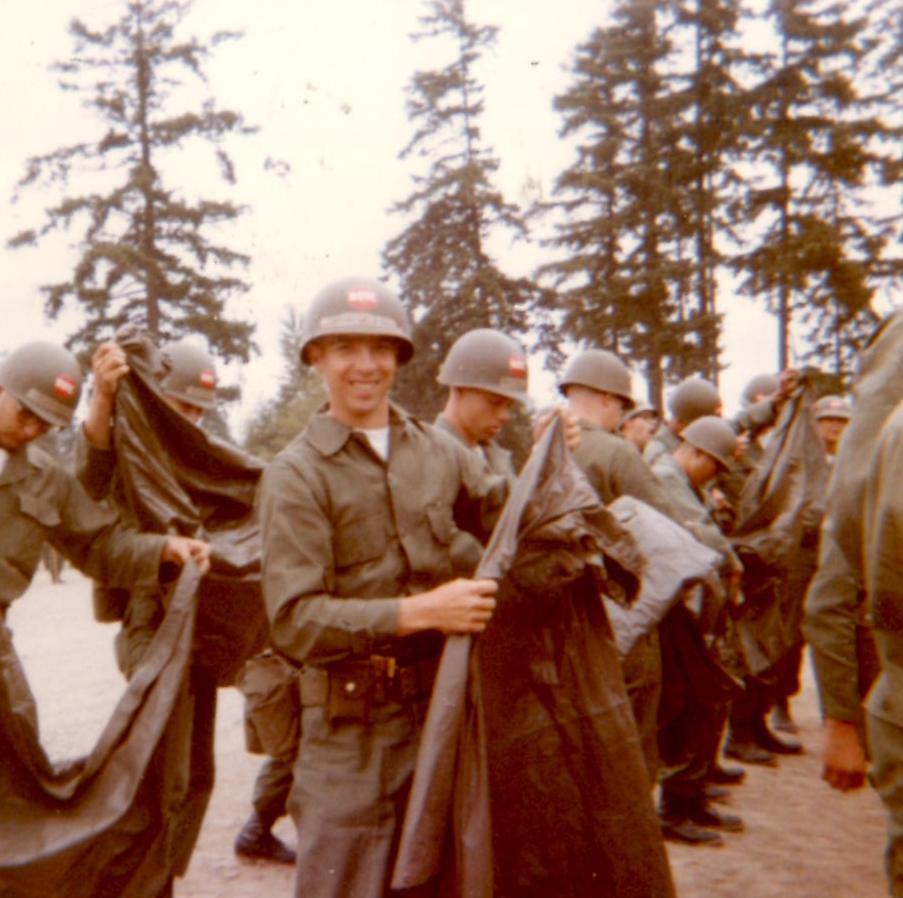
7, 0, 902, 455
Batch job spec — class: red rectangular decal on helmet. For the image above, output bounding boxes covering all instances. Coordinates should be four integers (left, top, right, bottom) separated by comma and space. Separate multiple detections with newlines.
199, 369, 217, 389
53, 374, 77, 400
508, 355, 527, 378
347, 289, 378, 310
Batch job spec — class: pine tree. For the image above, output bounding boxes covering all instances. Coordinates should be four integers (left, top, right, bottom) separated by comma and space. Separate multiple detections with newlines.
732, 0, 897, 374
8, 0, 256, 364
536, 0, 705, 407
382, 0, 534, 420
667, 0, 752, 382
243, 309, 326, 461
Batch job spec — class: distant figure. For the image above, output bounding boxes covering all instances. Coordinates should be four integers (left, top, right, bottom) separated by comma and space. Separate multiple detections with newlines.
41, 545, 65, 584
619, 401, 659, 453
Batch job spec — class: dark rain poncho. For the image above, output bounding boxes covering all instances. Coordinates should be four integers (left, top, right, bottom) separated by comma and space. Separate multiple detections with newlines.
730, 382, 827, 675
0, 330, 267, 897
392, 420, 675, 898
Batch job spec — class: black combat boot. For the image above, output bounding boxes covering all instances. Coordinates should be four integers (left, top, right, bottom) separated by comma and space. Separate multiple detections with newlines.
771, 700, 799, 735
709, 763, 746, 785
753, 718, 803, 755
234, 811, 296, 864
659, 791, 723, 847
688, 797, 744, 833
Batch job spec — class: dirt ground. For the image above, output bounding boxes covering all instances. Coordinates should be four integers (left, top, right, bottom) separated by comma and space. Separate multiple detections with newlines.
8, 568, 890, 898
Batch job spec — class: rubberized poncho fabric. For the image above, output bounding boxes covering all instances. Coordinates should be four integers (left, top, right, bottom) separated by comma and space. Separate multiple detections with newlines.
0, 329, 268, 897
731, 382, 828, 675
391, 420, 675, 898
0, 565, 201, 898
604, 495, 722, 659
105, 328, 268, 684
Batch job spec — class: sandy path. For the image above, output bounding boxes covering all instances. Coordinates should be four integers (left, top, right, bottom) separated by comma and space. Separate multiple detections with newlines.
7, 569, 889, 897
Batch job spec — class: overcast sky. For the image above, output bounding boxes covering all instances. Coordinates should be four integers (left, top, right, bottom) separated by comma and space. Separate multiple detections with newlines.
0, 0, 784, 432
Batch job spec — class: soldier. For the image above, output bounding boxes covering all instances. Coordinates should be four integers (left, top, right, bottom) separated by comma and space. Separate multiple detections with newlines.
78, 336, 255, 895
765, 395, 847, 739
259, 277, 510, 898
651, 415, 745, 845
813, 394, 851, 462
434, 327, 526, 483
560, 348, 680, 783
644, 377, 722, 469
81, 338, 219, 671
619, 401, 659, 453
0, 339, 208, 621
862, 401, 903, 897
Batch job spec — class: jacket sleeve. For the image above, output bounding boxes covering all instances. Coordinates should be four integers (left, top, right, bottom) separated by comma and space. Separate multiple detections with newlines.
47, 467, 164, 587
610, 445, 683, 522
74, 425, 118, 502
803, 529, 864, 722
654, 464, 738, 567
259, 455, 401, 666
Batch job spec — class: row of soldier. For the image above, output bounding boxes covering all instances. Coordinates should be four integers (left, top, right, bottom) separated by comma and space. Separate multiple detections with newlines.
0, 275, 887, 897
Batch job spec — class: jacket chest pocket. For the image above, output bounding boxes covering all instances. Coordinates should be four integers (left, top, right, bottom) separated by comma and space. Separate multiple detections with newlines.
6, 491, 59, 575
333, 514, 391, 568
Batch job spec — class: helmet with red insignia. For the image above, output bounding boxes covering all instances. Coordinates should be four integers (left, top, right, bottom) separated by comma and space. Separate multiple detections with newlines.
0, 341, 83, 427
300, 277, 414, 366
158, 339, 217, 410
438, 328, 529, 402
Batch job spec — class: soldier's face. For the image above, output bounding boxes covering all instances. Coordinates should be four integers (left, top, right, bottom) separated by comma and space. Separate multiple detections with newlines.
0, 390, 50, 451
163, 394, 205, 425
453, 388, 515, 446
308, 335, 400, 428
596, 391, 626, 433
620, 412, 657, 450
817, 417, 847, 453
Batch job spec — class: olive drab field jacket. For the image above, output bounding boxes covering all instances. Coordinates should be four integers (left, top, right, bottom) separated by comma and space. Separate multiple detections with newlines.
0, 443, 164, 617
259, 403, 507, 667
574, 419, 679, 516
806, 311, 903, 723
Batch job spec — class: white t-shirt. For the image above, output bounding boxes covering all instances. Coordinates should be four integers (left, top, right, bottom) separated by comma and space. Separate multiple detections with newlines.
358, 426, 390, 461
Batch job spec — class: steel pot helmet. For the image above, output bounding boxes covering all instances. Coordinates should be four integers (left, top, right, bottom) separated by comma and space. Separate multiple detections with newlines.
558, 348, 635, 409
681, 415, 737, 470
813, 394, 852, 421
741, 373, 780, 407
622, 400, 658, 424
668, 377, 721, 424
438, 328, 529, 402
0, 341, 82, 427
158, 339, 217, 410
300, 277, 414, 366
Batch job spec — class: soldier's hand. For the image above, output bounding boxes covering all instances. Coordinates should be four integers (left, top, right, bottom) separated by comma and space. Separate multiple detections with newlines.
161, 536, 211, 575
92, 342, 130, 402
776, 368, 801, 403
400, 578, 498, 635
821, 717, 868, 791
533, 405, 581, 452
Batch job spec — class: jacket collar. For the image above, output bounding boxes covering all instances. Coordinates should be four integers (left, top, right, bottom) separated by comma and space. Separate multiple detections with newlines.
305, 402, 412, 457
0, 445, 36, 486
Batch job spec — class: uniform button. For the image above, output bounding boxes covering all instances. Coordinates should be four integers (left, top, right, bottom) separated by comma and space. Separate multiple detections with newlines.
345, 681, 357, 694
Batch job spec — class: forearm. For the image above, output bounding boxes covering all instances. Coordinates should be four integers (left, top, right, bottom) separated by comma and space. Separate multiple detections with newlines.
270, 594, 401, 666
83, 390, 116, 450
